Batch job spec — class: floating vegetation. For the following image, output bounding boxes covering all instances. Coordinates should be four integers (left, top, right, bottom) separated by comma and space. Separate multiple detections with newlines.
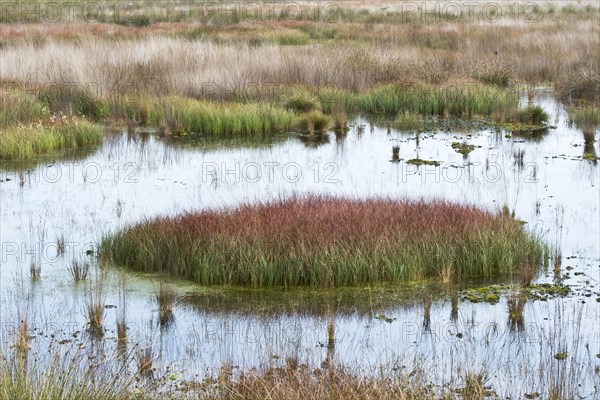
451, 141, 478, 156
554, 352, 570, 360
461, 283, 571, 304
406, 159, 441, 167
102, 196, 546, 287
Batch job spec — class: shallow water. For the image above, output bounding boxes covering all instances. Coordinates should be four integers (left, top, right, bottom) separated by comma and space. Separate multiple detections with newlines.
1, 92, 599, 396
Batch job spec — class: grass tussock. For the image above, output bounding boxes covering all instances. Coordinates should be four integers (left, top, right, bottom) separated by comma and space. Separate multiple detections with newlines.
0, 351, 135, 400
68, 258, 90, 282
85, 283, 105, 338
518, 105, 550, 126
148, 97, 296, 137
295, 110, 333, 134
102, 196, 547, 288
0, 117, 102, 161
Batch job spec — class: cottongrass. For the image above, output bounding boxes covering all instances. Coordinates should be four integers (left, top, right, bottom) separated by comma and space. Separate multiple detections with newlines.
101, 196, 547, 287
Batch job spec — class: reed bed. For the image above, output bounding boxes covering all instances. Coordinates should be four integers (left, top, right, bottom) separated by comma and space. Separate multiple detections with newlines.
0, 118, 102, 160
101, 196, 546, 287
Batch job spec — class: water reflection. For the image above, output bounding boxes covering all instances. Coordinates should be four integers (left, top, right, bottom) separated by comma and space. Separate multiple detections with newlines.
0, 93, 598, 396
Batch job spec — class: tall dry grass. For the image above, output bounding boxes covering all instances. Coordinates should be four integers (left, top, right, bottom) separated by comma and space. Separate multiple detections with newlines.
0, 15, 597, 102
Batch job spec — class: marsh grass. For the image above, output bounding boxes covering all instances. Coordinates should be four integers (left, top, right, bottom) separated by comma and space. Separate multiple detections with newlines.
216, 364, 435, 399
0, 90, 48, 128
568, 106, 600, 129
295, 110, 333, 134
348, 83, 517, 118
0, 349, 136, 400
283, 91, 321, 113
395, 111, 423, 131
102, 196, 547, 287
68, 258, 90, 282
518, 105, 549, 126
470, 60, 514, 88
136, 344, 154, 378
147, 97, 296, 137
0, 117, 102, 161
85, 283, 106, 338
15, 319, 30, 356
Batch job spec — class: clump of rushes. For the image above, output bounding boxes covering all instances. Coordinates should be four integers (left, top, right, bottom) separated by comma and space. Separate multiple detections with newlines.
68, 258, 90, 282
295, 110, 333, 134
518, 105, 549, 126
0, 116, 102, 161
85, 283, 105, 338
102, 196, 547, 287
148, 97, 296, 137
283, 91, 321, 113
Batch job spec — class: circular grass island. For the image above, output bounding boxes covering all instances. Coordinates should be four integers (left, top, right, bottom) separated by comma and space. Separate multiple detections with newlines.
100, 196, 547, 287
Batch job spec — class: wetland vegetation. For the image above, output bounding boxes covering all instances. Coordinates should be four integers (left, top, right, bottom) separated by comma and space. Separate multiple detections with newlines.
101, 196, 546, 287
0, 1, 599, 399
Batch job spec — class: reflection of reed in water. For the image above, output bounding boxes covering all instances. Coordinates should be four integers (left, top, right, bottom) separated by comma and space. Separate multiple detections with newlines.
422, 292, 432, 333
583, 128, 597, 165
507, 290, 527, 333
450, 290, 459, 322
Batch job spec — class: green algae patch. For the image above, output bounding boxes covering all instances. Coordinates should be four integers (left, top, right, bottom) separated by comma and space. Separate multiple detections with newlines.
451, 142, 479, 156
461, 283, 571, 304
406, 158, 441, 167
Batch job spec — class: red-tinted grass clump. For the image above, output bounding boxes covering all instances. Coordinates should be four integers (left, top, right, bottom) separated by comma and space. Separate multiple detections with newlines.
101, 196, 546, 287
